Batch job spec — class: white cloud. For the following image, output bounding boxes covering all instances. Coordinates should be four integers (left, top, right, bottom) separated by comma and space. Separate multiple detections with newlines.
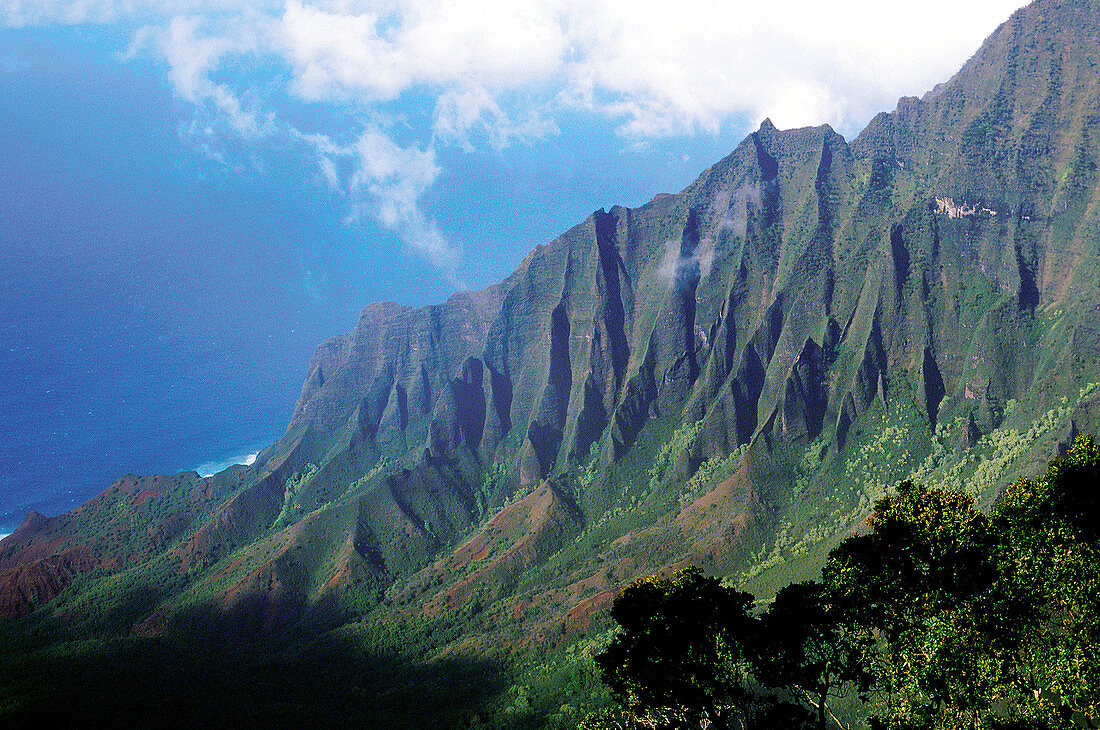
204, 0, 1027, 138
104, 5, 467, 278
560, 0, 1026, 135
2, 0, 1028, 276
158, 15, 240, 101
275, 0, 567, 102
717, 183, 762, 238
348, 130, 463, 277
128, 13, 278, 143
432, 85, 557, 148
1, 0, 1030, 137
308, 129, 464, 279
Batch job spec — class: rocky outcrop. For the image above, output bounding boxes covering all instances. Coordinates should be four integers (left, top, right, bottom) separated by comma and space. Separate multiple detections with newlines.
778, 338, 827, 441
431, 358, 489, 456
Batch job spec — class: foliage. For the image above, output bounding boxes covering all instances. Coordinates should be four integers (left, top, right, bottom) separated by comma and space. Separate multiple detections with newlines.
990, 433, 1100, 727
596, 567, 756, 728
756, 581, 874, 730
592, 435, 1100, 730
479, 461, 509, 515
275, 462, 319, 528
647, 421, 703, 494
679, 446, 746, 508
0, 620, 508, 728
824, 481, 1009, 729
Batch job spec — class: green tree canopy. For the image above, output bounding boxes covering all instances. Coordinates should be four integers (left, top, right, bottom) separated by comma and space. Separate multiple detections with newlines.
824, 481, 1007, 729
990, 433, 1100, 726
595, 567, 756, 728
588, 434, 1100, 730
755, 580, 874, 729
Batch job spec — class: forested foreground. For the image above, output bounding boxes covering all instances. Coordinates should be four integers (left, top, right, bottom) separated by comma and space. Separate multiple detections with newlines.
2, 437, 1097, 729
584, 434, 1100, 730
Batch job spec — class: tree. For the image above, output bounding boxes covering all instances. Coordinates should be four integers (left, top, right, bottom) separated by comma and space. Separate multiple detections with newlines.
754, 581, 874, 730
595, 567, 757, 728
822, 437, 1100, 730
824, 481, 1009, 729
991, 434, 1100, 727
588, 435, 1100, 729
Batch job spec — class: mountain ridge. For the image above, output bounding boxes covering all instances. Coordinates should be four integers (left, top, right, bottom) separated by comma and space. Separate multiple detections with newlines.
1, 3, 1099, 722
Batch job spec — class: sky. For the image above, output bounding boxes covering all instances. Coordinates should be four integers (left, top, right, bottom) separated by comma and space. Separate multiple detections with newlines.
0, 0, 1028, 534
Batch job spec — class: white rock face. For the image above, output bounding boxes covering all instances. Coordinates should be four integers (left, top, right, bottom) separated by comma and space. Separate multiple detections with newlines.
934, 196, 998, 218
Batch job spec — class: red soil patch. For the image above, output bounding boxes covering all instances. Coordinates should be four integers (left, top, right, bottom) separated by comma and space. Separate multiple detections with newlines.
0, 545, 97, 618
562, 590, 616, 635
132, 488, 160, 507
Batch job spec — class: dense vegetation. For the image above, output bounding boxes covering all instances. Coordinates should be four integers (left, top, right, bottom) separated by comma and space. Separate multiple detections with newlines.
1, 439, 1096, 729
587, 434, 1100, 729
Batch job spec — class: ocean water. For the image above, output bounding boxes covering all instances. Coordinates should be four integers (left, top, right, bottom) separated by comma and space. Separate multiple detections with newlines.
0, 31, 352, 532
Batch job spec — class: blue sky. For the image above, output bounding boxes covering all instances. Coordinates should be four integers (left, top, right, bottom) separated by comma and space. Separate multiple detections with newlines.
0, 0, 1026, 532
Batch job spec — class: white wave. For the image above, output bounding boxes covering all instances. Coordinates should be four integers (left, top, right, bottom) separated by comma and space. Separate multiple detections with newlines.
197, 450, 261, 478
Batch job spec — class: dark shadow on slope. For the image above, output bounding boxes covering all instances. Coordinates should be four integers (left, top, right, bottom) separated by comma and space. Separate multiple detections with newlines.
0, 612, 509, 728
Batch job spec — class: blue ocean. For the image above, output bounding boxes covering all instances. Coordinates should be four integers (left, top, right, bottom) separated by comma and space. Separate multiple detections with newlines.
0, 30, 356, 533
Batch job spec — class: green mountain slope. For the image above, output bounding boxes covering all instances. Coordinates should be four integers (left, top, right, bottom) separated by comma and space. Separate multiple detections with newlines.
2, 0, 1100, 724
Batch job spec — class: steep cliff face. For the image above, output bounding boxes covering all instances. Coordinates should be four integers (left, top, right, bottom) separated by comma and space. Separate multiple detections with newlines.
2, 0, 1100, 643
